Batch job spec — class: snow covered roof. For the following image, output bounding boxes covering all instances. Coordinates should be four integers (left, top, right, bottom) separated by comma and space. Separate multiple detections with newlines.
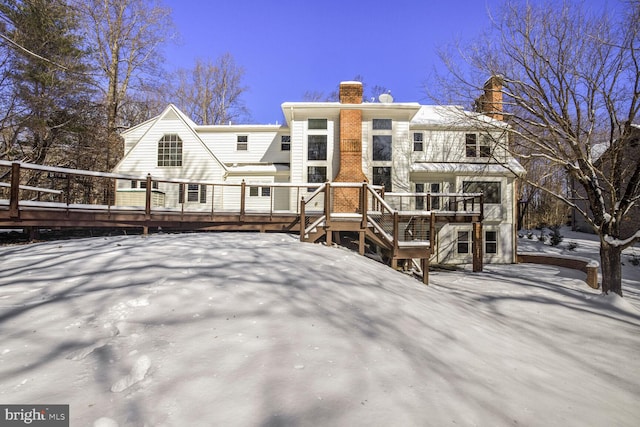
225, 163, 290, 175
411, 159, 526, 177
411, 105, 507, 128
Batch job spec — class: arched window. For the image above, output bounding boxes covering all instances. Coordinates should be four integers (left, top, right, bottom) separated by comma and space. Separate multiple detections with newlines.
157, 134, 182, 166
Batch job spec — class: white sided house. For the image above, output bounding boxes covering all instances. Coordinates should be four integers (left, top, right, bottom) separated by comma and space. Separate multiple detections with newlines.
114, 80, 524, 265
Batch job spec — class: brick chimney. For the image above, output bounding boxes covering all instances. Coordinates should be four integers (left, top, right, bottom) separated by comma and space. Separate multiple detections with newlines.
475, 75, 503, 121
334, 81, 368, 212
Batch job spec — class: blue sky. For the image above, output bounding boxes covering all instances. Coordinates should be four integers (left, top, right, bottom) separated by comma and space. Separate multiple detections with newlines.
161, 0, 616, 124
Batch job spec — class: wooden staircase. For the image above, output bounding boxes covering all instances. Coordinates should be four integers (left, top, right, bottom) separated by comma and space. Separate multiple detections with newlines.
300, 183, 438, 284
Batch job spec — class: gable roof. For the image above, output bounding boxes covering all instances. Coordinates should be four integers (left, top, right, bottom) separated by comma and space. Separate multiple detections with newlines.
113, 104, 228, 173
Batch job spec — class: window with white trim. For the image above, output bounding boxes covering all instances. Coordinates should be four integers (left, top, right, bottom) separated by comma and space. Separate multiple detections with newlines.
249, 186, 271, 197
485, 230, 498, 254
157, 134, 182, 166
237, 135, 248, 151
457, 230, 470, 254
463, 181, 501, 204
308, 135, 327, 160
138, 180, 159, 190
465, 133, 491, 158
308, 118, 327, 130
373, 119, 392, 130
413, 132, 424, 151
179, 184, 206, 203
281, 135, 290, 151
373, 167, 392, 190
307, 166, 326, 191
373, 135, 392, 161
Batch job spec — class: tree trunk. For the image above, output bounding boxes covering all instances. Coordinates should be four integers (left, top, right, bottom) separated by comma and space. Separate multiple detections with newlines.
600, 240, 623, 296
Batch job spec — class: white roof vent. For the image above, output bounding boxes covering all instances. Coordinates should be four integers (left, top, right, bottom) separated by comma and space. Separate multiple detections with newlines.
378, 92, 393, 103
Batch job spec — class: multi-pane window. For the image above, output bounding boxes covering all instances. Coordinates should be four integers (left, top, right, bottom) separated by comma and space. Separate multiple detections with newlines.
237, 135, 248, 151
179, 184, 206, 203
157, 134, 182, 166
413, 133, 424, 151
486, 230, 498, 254
466, 133, 491, 158
136, 180, 158, 190
415, 183, 440, 210
430, 183, 441, 209
281, 135, 291, 151
308, 118, 327, 130
463, 181, 501, 204
187, 184, 199, 202
457, 230, 470, 254
465, 134, 477, 157
373, 167, 392, 190
249, 186, 271, 197
480, 136, 491, 157
373, 119, 392, 130
415, 183, 424, 210
308, 135, 327, 160
373, 135, 392, 161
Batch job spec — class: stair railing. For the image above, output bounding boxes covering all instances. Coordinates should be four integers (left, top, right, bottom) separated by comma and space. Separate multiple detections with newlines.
365, 184, 396, 248
300, 182, 327, 240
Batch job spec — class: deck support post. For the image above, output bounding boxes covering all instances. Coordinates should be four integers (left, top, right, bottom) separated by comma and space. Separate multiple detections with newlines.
145, 174, 152, 220
473, 221, 483, 272
324, 182, 331, 245
240, 180, 246, 220
299, 196, 306, 241
422, 256, 429, 285
9, 162, 20, 218
359, 182, 367, 255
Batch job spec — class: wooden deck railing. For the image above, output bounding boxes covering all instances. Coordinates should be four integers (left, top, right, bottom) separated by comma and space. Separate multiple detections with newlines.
2, 162, 483, 254
385, 191, 484, 219
0, 161, 320, 221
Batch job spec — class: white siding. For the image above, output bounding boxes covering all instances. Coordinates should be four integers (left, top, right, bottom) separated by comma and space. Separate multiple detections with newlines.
114, 112, 226, 208
199, 130, 286, 164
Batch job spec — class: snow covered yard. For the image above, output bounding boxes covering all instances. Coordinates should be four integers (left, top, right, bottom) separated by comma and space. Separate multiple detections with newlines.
0, 232, 639, 426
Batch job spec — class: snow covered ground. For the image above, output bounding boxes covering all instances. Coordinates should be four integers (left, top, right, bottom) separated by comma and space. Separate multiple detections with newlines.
0, 231, 639, 426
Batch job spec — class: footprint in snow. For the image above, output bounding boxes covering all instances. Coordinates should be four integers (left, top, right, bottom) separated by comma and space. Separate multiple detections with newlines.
110, 355, 151, 393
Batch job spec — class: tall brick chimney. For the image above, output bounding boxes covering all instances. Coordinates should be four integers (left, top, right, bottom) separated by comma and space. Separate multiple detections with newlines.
475, 75, 503, 121
334, 81, 367, 212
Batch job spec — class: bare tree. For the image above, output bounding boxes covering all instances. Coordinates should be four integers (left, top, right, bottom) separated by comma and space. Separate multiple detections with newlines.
171, 54, 249, 125
435, 0, 640, 295
76, 0, 174, 169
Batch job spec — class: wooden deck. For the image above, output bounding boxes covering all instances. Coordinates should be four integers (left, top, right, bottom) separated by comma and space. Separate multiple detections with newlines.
1, 161, 485, 284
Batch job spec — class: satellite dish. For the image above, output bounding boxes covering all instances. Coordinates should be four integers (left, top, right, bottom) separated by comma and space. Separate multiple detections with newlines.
378, 93, 393, 103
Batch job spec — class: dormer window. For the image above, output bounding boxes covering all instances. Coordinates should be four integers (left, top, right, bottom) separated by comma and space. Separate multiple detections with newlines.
157, 134, 182, 167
